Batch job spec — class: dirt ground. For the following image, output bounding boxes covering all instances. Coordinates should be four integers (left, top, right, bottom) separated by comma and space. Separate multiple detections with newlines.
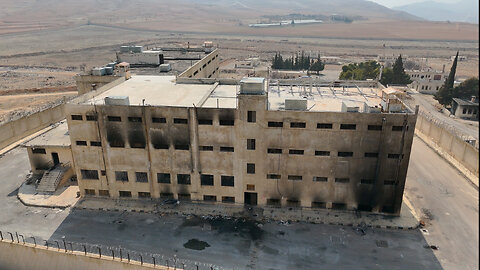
0, 25, 477, 124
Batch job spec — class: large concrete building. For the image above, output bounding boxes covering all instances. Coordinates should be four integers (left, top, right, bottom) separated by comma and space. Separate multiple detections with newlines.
27, 69, 417, 215
406, 69, 448, 94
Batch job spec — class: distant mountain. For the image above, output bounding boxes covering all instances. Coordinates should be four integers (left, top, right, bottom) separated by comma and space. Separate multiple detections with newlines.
393, 0, 478, 23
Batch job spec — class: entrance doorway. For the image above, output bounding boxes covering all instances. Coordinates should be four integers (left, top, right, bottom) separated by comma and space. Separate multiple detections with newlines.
244, 192, 257, 205
51, 152, 60, 166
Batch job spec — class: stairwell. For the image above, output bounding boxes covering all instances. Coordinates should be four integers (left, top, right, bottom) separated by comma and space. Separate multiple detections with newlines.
36, 165, 69, 193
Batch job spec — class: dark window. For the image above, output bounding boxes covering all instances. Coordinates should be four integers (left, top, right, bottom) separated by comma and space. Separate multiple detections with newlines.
247, 139, 256, 150
157, 173, 171, 183
267, 174, 281, 179
221, 176, 234, 186
268, 121, 283, 127
222, 196, 235, 203
101, 170, 106, 176
286, 199, 300, 207
368, 125, 383, 131
115, 171, 128, 182
201, 174, 214, 186
198, 119, 213, 125
338, 151, 353, 157
174, 118, 188, 124
289, 149, 304, 155
267, 148, 282, 154
86, 115, 97, 121
177, 174, 191, 185
331, 203, 347, 210
384, 180, 396, 186
313, 176, 328, 182
247, 111, 256, 123
81, 170, 99, 180
365, 152, 379, 158
99, 190, 110, 196
152, 117, 166, 123
203, 195, 217, 202
315, 151, 330, 156
246, 184, 255, 191
90, 141, 102, 147
219, 119, 235, 126
153, 143, 169, 150
160, 193, 174, 199
392, 126, 404, 131
267, 198, 281, 206
193, 71, 198, 76
312, 202, 327, 208
32, 148, 46, 154
71, 115, 83, 121
109, 140, 124, 148
107, 116, 121, 122
175, 144, 189, 150
128, 117, 142, 123
200, 146, 214, 151
84, 189, 95, 196
340, 124, 356, 130
119, 191, 132, 197
381, 205, 395, 214
317, 123, 333, 129
388, 154, 401, 159
290, 122, 306, 128
288, 175, 302, 181
202, 63, 207, 68
76, 141, 87, 146
361, 179, 375, 184
335, 178, 350, 183
220, 146, 234, 152
247, 163, 255, 174
178, 193, 191, 201
357, 204, 373, 212
135, 172, 148, 183
138, 192, 151, 198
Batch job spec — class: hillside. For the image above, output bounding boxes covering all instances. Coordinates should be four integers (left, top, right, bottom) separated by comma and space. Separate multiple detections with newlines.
394, 0, 479, 23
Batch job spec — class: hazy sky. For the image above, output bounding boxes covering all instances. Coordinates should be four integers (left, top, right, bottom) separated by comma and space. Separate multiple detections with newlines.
370, 0, 459, 8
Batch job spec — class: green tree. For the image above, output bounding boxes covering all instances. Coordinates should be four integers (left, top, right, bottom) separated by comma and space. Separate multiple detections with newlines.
380, 55, 412, 85
339, 61, 380, 80
310, 55, 325, 74
452, 77, 479, 100
435, 51, 459, 106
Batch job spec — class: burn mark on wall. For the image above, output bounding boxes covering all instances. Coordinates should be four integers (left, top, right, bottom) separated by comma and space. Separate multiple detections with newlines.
218, 109, 236, 122
106, 123, 125, 148
127, 119, 146, 148
150, 129, 170, 149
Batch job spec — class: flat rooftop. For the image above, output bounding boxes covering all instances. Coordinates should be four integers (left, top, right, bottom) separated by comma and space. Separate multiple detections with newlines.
24, 121, 70, 147
81, 75, 385, 112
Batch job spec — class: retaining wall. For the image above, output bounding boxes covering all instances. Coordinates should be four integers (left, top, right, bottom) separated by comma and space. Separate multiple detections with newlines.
0, 104, 65, 149
415, 112, 479, 176
0, 239, 165, 270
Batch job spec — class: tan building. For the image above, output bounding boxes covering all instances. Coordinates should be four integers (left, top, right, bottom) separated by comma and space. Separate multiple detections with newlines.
406, 69, 448, 94
42, 74, 418, 216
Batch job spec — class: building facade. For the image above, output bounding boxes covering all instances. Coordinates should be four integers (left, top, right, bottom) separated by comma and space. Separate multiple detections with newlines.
62, 76, 417, 215
406, 69, 448, 94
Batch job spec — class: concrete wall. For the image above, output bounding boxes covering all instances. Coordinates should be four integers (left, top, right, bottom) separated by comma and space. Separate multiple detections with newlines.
27, 146, 74, 174
0, 104, 65, 150
415, 112, 479, 175
0, 239, 165, 270
75, 75, 121, 95
65, 91, 416, 215
178, 50, 220, 79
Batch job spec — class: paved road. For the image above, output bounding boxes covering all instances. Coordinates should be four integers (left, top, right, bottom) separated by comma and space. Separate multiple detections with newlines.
0, 146, 442, 270
405, 137, 479, 270
408, 92, 479, 141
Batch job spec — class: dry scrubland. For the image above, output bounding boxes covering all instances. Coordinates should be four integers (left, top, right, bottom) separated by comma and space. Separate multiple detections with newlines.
0, 24, 478, 123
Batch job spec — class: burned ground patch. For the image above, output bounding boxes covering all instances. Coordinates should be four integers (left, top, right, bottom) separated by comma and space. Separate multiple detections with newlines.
181, 216, 264, 241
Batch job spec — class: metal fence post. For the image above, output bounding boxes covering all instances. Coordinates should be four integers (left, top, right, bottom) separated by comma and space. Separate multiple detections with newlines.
120, 249, 122, 261
83, 245, 87, 255
98, 247, 101, 258
63, 239, 67, 252
8, 232, 14, 242
127, 253, 130, 263
19, 234, 25, 244
0, 231, 3, 240
44, 240, 49, 249
140, 255, 143, 265
68, 242, 73, 252
111, 249, 115, 260
15, 232, 19, 243
153, 256, 156, 268
54, 240, 60, 250
31, 237, 36, 247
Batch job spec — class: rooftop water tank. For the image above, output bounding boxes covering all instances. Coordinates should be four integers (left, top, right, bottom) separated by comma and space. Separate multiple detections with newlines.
240, 77, 265, 95
105, 96, 130, 106
285, 98, 307, 111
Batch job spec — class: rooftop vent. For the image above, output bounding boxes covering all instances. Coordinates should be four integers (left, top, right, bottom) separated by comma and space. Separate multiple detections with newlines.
285, 98, 307, 111
105, 96, 130, 106
240, 77, 265, 95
